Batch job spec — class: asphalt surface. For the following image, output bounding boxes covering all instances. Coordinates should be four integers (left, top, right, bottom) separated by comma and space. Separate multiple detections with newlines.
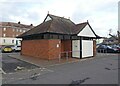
2, 53, 39, 73
2, 53, 119, 84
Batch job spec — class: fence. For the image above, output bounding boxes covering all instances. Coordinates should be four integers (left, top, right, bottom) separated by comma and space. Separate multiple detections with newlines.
58, 50, 81, 61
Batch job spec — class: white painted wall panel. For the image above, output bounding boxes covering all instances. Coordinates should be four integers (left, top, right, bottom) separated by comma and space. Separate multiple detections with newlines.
0, 37, 22, 46
72, 40, 80, 58
78, 25, 96, 37
82, 40, 93, 58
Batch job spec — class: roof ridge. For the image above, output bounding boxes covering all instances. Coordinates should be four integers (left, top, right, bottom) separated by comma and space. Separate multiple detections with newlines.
0, 22, 33, 26
48, 14, 71, 21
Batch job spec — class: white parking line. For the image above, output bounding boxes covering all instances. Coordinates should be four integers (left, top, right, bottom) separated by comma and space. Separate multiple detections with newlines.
0, 68, 6, 74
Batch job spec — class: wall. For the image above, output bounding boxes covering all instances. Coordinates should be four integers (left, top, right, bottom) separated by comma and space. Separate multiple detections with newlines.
0, 37, 22, 46
1, 26, 30, 38
61, 40, 72, 58
72, 39, 96, 58
48, 39, 61, 60
72, 40, 80, 58
93, 40, 96, 56
21, 39, 61, 60
82, 40, 93, 58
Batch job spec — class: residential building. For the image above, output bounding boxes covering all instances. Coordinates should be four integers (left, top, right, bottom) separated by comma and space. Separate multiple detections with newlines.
102, 37, 119, 45
0, 22, 34, 48
18, 14, 100, 60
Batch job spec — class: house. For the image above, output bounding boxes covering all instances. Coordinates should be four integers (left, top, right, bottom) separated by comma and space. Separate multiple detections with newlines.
102, 37, 118, 45
0, 22, 34, 48
18, 14, 99, 60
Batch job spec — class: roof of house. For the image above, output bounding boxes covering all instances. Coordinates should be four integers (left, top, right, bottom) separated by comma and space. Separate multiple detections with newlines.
19, 14, 78, 37
76, 22, 88, 34
18, 14, 99, 38
0, 22, 34, 29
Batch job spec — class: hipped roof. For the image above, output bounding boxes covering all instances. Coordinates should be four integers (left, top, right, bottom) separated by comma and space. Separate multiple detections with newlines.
0, 22, 34, 29
18, 14, 99, 38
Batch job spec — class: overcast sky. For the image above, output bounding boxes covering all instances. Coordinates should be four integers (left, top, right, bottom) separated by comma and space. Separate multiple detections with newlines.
0, 0, 119, 37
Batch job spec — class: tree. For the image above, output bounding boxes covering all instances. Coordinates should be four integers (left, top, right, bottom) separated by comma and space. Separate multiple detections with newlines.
109, 31, 120, 44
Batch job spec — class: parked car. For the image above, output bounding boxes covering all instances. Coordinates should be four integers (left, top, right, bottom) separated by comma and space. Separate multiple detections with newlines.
97, 44, 119, 53
11, 45, 21, 52
111, 44, 120, 52
1, 46, 13, 53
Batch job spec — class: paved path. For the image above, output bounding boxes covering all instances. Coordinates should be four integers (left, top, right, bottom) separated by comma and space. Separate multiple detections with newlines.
8, 53, 80, 67
2, 53, 119, 84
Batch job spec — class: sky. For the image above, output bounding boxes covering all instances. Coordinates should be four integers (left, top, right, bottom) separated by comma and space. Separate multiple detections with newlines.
0, 0, 119, 37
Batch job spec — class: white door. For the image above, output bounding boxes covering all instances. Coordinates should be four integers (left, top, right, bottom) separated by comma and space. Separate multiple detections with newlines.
82, 40, 93, 58
72, 40, 80, 58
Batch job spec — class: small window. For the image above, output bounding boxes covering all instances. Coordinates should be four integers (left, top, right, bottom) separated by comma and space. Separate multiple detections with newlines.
20, 29, 22, 32
3, 28, 6, 31
16, 40, 18, 45
16, 35, 18, 37
23, 30, 25, 33
3, 34, 6, 37
3, 39, 5, 43
12, 40, 14, 43
23, 30, 26, 33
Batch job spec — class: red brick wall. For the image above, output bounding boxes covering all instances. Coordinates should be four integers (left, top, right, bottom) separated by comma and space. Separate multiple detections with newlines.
21, 39, 61, 60
61, 40, 72, 57
64, 40, 72, 52
21, 40, 49, 59
93, 40, 96, 56
2, 27, 25, 37
48, 39, 61, 60
21, 39, 95, 60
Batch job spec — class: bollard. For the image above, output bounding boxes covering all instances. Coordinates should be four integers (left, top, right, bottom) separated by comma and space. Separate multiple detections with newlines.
58, 54, 61, 62
66, 52, 68, 61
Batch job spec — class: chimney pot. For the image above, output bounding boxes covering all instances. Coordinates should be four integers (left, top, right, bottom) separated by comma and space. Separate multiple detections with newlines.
18, 21, 20, 24
30, 24, 33, 26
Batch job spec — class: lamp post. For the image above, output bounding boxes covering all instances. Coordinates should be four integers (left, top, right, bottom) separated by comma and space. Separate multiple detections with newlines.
117, 31, 120, 44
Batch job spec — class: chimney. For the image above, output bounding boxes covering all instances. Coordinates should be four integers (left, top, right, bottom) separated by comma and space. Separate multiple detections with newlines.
18, 21, 20, 24
30, 24, 33, 26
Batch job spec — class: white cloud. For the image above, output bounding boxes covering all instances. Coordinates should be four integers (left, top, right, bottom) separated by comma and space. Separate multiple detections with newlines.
0, 0, 119, 37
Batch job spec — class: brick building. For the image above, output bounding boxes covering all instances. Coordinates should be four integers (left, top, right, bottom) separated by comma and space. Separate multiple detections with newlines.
18, 14, 99, 60
0, 22, 34, 47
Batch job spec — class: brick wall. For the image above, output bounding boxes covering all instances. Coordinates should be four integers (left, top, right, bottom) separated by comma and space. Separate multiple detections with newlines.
48, 39, 61, 60
21, 39, 61, 60
61, 40, 72, 58
21, 39, 95, 60
93, 40, 96, 56
2, 27, 23, 37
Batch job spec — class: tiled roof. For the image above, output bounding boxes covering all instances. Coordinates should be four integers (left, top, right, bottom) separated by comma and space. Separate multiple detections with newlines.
0, 22, 34, 29
18, 14, 98, 38
76, 22, 88, 34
